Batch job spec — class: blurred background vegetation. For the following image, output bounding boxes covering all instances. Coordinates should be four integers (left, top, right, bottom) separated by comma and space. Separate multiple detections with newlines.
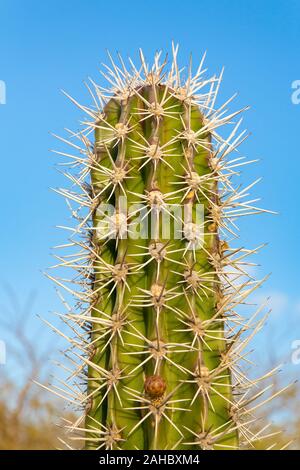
0, 287, 79, 449
0, 286, 299, 450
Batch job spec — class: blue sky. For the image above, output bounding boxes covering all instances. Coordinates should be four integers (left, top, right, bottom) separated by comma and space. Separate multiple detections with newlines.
0, 0, 299, 385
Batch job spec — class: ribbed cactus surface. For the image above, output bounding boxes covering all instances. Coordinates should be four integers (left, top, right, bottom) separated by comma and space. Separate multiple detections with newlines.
48, 46, 287, 450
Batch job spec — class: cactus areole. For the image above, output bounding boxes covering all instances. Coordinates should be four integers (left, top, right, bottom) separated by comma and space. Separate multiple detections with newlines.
50, 45, 279, 450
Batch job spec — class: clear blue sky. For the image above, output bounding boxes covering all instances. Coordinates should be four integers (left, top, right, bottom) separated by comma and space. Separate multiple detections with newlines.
0, 0, 299, 381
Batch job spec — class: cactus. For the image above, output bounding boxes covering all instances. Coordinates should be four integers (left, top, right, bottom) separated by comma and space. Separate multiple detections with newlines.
47, 45, 288, 450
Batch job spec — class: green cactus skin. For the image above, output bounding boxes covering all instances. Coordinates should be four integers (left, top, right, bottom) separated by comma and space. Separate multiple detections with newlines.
49, 46, 287, 451
84, 81, 238, 451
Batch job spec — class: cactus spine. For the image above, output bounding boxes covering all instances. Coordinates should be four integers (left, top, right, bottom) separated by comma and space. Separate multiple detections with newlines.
49, 45, 285, 450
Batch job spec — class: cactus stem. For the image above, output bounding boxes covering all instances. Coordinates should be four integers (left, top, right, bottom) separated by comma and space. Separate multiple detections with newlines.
46, 44, 289, 450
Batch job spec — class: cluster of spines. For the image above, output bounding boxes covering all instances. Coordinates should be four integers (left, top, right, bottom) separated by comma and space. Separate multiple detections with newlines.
45, 45, 290, 450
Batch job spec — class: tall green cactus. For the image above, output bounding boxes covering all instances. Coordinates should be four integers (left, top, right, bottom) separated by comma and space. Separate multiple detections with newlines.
48, 45, 287, 450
